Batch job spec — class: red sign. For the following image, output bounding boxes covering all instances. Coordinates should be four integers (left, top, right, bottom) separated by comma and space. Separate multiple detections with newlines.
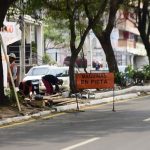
76, 73, 114, 89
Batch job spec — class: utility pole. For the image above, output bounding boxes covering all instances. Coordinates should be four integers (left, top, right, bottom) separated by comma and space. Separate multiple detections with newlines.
19, 0, 26, 82
20, 16, 25, 81
89, 31, 93, 69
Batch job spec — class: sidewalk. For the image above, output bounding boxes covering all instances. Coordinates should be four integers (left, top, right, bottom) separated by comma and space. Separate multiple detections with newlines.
0, 85, 150, 127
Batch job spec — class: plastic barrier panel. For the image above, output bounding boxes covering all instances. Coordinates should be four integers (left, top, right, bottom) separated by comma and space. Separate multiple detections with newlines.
76, 73, 114, 89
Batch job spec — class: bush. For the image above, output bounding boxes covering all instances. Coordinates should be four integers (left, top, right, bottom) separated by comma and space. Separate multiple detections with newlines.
124, 65, 135, 78
133, 70, 145, 85
115, 72, 126, 87
115, 65, 149, 87
142, 65, 150, 80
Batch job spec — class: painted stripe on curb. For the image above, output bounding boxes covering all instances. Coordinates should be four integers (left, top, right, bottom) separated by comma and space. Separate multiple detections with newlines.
0, 119, 35, 129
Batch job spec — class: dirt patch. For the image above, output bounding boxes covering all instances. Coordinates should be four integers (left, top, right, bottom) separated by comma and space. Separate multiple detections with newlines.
0, 93, 80, 120
0, 106, 20, 119
0, 104, 47, 119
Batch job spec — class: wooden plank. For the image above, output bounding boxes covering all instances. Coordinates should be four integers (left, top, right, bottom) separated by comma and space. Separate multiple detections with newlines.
56, 98, 84, 105
43, 95, 62, 100
57, 99, 76, 105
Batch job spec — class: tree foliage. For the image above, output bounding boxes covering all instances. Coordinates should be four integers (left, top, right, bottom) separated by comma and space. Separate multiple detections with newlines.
42, 52, 56, 65
44, 17, 70, 49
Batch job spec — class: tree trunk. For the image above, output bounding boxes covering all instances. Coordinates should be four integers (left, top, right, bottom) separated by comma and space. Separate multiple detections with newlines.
138, 28, 150, 65
99, 33, 119, 72
69, 52, 78, 93
137, 0, 150, 64
90, 0, 121, 73
93, 30, 119, 72
67, 0, 109, 93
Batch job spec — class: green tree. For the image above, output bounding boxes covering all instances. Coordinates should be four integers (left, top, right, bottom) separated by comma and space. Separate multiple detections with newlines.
42, 52, 56, 65
27, 0, 107, 93
42, 52, 51, 64
44, 17, 70, 49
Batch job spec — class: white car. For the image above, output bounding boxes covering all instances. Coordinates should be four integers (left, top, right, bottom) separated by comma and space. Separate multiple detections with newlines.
23, 65, 70, 92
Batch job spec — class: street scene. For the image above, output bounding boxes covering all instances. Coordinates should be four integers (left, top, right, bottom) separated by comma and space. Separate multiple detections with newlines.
0, 0, 150, 149
1, 95, 150, 150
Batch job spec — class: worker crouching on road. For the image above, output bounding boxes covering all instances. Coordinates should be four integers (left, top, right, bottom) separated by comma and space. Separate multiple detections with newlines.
42, 74, 63, 95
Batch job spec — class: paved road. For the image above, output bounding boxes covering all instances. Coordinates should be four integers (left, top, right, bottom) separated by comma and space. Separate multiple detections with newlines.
1, 95, 150, 150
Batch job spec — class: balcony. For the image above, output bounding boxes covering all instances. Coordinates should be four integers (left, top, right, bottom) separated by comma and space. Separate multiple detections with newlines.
118, 39, 135, 48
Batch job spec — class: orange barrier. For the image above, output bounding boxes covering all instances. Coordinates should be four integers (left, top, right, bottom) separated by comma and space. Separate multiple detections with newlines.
76, 73, 114, 89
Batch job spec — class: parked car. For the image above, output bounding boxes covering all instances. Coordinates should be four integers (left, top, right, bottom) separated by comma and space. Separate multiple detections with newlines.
101, 65, 127, 73
63, 56, 87, 68
23, 65, 70, 93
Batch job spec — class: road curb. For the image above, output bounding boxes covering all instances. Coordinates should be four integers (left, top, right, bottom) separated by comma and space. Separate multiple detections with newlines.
0, 110, 52, 127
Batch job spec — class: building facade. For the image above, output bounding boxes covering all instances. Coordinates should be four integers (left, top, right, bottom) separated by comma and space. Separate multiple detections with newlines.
85, 10, 148, 70
0, 16, 44, 87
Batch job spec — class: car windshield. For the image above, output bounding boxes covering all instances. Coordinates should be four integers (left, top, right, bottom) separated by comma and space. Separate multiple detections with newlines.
47, 68, 69, 76
54, 68, 69, 77
27, 67, 50, 76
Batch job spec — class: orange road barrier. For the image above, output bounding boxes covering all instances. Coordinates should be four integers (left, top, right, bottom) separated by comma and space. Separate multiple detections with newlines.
76, 73, 114, 89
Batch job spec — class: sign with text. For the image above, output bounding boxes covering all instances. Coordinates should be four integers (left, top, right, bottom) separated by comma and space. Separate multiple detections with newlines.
76, 73, 114, 89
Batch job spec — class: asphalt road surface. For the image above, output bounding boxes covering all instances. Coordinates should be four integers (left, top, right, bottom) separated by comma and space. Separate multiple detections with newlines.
1, 95, 150, 150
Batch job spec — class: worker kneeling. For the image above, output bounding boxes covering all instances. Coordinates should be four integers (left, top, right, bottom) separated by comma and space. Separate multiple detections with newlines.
42, 74, 63, 95
19, 80, 39, 98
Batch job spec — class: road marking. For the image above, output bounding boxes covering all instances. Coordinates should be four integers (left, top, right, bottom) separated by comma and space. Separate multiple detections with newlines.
0, 119, 35, 129
42, 112, 66, 119
61, 137, 100, 150
143, 118, 150, 122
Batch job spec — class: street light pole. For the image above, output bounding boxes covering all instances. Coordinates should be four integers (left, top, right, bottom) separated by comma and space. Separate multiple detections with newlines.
88, 31, 93, 69
20, 16, 25, 81
19, 0, 26, 82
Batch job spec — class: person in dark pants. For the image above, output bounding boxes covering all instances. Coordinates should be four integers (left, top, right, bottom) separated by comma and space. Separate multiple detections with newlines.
19, 80, 39, 98
19, 80, 33, 97
95, 61, 100, 71
42, 74, 63, 95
